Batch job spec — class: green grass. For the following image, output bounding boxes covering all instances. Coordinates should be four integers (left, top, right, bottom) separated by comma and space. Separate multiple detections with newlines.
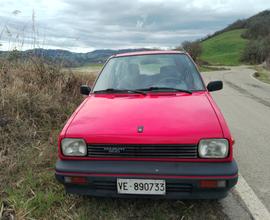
1, 134, 227, 219
253, 66, 270, 84
200, 29, 248, 66
1, 143, 227, 219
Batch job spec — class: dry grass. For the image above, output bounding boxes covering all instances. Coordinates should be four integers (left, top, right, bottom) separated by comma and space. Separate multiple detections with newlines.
0, 57, 94, 174
0, 57, 96, 219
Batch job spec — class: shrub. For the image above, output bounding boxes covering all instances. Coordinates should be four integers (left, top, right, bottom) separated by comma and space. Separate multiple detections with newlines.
242, 22, 270, 39
266, 56, 270, 70
0, 57, 96, 184
179, 41, 202, 62
241, 35, 270, 64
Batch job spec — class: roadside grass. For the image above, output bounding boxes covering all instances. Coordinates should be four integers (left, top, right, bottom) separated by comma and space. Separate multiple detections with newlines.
199, 65, 230, 72
1, 138, 227, 219
253, 66, 270, 84
0, 58, 228, 219
200, 29, 248, 66
2, 145, 227, 220
1, 137, 228, 220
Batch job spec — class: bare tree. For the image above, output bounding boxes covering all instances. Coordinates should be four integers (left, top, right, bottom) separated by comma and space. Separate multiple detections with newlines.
180, 41, 202, 62
266, 56, 270, 70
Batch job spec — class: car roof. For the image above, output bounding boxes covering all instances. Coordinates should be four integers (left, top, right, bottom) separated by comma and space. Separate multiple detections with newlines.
113, 50, 186, 58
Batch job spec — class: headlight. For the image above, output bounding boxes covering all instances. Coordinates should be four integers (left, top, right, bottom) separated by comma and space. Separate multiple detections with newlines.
198, 139, 229, 158
61, 138, 87, 156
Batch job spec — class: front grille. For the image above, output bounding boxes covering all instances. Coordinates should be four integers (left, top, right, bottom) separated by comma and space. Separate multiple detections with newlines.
87, 144, 198, 158
91, 180, 192, 193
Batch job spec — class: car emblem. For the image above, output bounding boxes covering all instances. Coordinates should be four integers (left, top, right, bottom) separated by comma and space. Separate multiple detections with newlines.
104, 147, 126, 153
137, 126, 144, 133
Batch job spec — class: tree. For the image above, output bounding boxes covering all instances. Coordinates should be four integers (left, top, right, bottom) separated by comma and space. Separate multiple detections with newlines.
7, 49, 21, 62
266, 56, 270, 70
180, 41, 202, 62
241, 35, 270, 64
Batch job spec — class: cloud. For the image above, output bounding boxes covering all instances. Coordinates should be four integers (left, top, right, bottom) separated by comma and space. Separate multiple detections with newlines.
0, 0, 269, 52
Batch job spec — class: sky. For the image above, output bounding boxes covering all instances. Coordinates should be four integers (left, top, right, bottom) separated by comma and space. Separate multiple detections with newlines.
0, 0, 269, 52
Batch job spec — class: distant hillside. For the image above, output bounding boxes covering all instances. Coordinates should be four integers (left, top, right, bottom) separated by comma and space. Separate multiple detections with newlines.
204, 10, 270, 41
200, 10, 270, 65
0, 48, 150, 67
2, 10, 270, 67
200, 29, 248, 65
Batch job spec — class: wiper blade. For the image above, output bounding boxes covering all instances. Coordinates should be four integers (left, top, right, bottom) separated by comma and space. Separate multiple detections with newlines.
94, 88, 146, 95
138, 87, 192, 94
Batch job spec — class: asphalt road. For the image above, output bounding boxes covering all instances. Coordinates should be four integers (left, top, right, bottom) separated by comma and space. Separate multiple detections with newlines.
202, 66, 270, 213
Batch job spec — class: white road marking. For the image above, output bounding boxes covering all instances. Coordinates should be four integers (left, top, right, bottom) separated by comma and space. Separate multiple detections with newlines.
235, 174, 270, 220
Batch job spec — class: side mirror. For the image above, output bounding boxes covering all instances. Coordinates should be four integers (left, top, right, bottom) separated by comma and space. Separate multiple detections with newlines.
207, 81, 223, 92
80, 85, 91, 95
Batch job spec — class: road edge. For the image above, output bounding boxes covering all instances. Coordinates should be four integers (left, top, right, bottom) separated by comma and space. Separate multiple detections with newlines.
234, 174, 270, 220
249, 72, 270, 87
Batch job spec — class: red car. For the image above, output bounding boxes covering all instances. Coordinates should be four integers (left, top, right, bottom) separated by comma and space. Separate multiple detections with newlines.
55, 50, 238, 199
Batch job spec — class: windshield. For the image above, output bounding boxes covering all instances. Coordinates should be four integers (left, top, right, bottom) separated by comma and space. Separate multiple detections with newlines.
93, 54, 205, 92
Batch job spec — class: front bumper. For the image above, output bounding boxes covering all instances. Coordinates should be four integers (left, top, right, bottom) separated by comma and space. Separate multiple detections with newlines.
55, 159, 238, 199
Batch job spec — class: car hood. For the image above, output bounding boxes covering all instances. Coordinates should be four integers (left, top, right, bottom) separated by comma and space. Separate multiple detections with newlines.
65, 92, 223, 144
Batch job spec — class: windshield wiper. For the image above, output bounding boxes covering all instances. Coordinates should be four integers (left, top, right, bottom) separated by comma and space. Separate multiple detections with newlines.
138, 87, 192, 94
94, 88, 146, 95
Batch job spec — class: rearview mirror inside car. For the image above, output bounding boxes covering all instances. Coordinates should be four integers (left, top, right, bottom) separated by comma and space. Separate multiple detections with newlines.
207, 81, 223, 92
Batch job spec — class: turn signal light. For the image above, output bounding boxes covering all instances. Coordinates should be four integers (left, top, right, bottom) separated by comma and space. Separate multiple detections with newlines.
199, 180, 226, 188
64, 176, 87, 185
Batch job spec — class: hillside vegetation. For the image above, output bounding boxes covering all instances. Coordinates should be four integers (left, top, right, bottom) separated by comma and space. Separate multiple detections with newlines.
200, 29, 248, 65
210, 10, 270, 40
0, 48, 150, 67
199, 10, 270, 66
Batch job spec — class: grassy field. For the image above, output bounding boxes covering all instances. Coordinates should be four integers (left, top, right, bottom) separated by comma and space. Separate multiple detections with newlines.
0, 58, 229, 220
200, 29, 248, 66
253, 66, 270, 84
67, 63, 103, 75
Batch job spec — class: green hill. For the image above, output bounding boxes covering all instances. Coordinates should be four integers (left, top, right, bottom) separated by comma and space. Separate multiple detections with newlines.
199, 10, 270, 66
200, 29, 248, 65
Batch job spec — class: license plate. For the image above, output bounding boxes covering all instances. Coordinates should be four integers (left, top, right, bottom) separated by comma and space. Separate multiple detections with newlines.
117, 178, 166, 195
